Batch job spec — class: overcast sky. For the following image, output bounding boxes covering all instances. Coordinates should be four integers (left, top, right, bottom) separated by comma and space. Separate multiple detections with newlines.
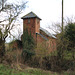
21, 0, 75, 28
6, 0, 75, 42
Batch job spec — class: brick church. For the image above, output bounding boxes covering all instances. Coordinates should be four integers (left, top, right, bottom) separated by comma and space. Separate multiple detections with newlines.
21, 11, 56, 53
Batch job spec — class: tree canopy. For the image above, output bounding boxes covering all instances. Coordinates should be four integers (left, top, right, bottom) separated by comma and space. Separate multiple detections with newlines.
65, 23, 75, 44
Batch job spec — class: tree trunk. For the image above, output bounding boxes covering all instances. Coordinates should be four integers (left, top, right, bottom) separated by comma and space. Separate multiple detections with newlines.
0, 38, 5, 58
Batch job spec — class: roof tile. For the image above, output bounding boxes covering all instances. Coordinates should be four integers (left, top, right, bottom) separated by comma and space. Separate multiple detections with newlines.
21, 11, 41, 20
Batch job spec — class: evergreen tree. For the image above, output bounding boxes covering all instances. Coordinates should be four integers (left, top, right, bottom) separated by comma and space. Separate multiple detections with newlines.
22, 28, 35, 62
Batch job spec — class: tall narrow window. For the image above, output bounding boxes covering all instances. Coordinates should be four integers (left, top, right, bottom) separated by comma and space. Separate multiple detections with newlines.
28, 19, 30, 23
37, 19, 39, 24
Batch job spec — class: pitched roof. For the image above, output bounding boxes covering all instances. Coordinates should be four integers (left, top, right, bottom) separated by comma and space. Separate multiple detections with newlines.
40, 27, 56, 39
36, 33, 48, 40
21, 11, 41, 20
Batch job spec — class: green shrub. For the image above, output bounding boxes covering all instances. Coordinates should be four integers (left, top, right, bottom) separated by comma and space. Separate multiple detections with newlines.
22, 28, 35, 63
21, 49, 35, 63
9, 39, 23, 50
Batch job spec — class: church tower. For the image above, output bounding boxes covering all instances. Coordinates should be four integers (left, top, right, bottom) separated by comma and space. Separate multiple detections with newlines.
21, 12, 41, 37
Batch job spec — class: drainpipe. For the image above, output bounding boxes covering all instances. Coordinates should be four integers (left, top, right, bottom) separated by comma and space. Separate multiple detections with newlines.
36, 33, 38, 46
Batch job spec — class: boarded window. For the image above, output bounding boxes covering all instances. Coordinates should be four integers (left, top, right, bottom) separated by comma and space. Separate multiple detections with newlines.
37, 18, 39, 24
28, 19, 30, 23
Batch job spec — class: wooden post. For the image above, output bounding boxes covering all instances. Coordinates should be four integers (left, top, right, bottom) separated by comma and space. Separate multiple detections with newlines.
62, 0, 64, 32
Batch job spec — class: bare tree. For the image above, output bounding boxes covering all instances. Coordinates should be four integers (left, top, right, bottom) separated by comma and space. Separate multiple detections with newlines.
0, 0, 27, 57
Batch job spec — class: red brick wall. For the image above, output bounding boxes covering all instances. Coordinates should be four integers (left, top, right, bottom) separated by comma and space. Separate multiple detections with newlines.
39, 30, 56, 53
37, 34, 45, 43
35, 18, 40, 33
47, 38, 56, 53
23, 17, 40, 42
23, 18, 40, 34
23, 18, 36, 34
37, 35, 56, 53
23, 17, 56, 53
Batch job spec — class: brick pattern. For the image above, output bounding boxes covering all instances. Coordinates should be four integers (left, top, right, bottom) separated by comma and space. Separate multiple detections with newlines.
23, 17, 56, 53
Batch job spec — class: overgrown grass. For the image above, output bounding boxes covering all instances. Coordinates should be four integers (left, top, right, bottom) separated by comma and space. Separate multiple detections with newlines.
0, 64, 71, 75
0, 64, 49, 75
